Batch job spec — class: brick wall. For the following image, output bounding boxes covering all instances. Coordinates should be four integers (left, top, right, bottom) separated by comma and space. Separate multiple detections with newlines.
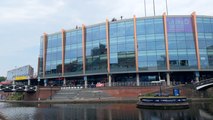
24, 87, 60, 101
102, 86, 160, 98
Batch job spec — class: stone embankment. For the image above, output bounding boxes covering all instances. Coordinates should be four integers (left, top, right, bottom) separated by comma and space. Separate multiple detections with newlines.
1, 85, 213, 103
24, 86, 160, 101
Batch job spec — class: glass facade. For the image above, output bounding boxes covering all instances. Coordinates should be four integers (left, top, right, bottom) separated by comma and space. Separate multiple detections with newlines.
7, 65, 34, 80
197, 17, 213, 69
136, 17, 166, 70
86, 24, 107, 73
64, 29, 83, 75
39, 37, 44, 76
38, 15, 213, 79
45, 33, 62, 77
167, 17, 197, 69
109, 19, 136, 72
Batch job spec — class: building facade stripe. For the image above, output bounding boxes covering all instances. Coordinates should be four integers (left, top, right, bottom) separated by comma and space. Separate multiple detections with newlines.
82, 25, 86, 74
133, 15, 139, 72
106, 19, 110, 73
191, 12, 201, 70
61, 29, 65, 76
43, 33, 47, 77
37, 57, 40, 77
163, 13, 170, 70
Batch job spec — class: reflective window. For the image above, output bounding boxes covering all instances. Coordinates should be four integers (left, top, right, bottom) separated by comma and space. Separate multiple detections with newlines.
64, 29, 83, 75
86, 24, 107, 73
109, 20, 136, 72
197, 17, 213, 69
167, 17, 197, 69
45, 33, 63, 76
39, 37, 44, 76
137, 17, 166, 70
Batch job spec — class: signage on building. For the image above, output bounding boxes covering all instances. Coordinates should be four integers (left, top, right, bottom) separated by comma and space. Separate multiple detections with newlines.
15, 76, 28, 81
167, 17, 193, 33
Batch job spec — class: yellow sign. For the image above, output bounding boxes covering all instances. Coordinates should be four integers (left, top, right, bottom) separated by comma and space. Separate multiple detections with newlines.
15, 76, 28, 81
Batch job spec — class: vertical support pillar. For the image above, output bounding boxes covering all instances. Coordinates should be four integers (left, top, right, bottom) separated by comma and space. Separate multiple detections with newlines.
195, 76, 199, 83
61, 29, 66, 86
166, 73, 170, 86
106, 19, 112, 87
63, 78, 66, 86
84, 76, 87, 88
134, 15, 140, 86
28, 77, 30, 85
191, 12, 201, 70
163, 13, 170, 71
28, 80, 30, 85
108, 75, 112, 87
43, 33, 48, 78
136, 73, 140, 86
195, 71, 200, 82
44, 79, 47, 87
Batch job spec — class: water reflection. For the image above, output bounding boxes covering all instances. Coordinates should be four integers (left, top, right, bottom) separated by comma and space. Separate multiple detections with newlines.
139, 102, 213, 120
0, 102, 212, 120
33, 104, 139, 120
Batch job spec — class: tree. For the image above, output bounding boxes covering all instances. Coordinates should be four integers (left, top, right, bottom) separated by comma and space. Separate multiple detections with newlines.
0, 76, 6, 82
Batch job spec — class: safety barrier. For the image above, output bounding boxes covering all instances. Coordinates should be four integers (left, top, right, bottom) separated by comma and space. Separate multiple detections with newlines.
0, 85, 37, 92
61, 86, 83, 90
194, 78, 213, 90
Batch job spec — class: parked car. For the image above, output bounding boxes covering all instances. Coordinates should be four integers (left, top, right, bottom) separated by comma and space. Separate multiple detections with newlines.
96, 82, 104, 87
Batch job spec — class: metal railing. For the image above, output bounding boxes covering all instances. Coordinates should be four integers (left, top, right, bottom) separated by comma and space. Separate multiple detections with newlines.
194, 78, 213, 90
58, 81, 167, 89
0, 85, 37, 92
104, 81, 164, 87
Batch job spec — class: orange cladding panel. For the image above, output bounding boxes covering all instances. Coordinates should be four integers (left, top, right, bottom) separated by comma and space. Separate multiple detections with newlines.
163, 13, 170, 70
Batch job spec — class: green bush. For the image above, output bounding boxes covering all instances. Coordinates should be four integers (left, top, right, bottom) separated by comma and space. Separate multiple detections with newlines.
7, 93, 24, 100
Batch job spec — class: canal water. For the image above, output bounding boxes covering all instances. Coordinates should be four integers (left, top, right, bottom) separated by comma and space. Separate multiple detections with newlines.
0, 102, 213, 120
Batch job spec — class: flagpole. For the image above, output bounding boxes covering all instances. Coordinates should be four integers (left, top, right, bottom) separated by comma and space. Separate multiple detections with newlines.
153, 0, 156, 16
144, 0, 147, 17
166, 0, 169, 15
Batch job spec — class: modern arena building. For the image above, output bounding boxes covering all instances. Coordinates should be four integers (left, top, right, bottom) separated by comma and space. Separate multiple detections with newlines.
38, 12, 213, 87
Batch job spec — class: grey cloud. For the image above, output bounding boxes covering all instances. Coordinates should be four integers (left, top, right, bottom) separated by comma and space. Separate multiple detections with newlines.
1, 0, 213, 76
0, 0, 65, 23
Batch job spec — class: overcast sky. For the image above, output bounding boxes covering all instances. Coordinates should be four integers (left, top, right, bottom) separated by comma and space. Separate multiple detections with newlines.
0, 0, 213, 76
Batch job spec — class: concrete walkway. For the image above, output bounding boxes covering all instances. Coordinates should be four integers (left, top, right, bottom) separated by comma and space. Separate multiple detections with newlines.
1, 98, 213, 104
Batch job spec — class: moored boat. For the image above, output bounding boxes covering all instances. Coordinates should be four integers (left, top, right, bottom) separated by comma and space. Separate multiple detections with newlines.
137, 96, 189, 109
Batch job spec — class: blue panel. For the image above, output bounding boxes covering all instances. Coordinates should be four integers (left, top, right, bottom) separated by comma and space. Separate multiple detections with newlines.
136, 18, 166, 71
45, 33, 62, 76
167, 17, 197, 69
197, 16, 213, 69
109, 20, 135, 72
85, 24, 107, 73
64, 29, 83, 74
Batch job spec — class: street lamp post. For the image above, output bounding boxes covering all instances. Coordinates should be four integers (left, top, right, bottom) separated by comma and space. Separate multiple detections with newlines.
37, 77, 40, 101
49, 81, 53, 100
159, 83, 162, 96
50, 84, 53, 100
